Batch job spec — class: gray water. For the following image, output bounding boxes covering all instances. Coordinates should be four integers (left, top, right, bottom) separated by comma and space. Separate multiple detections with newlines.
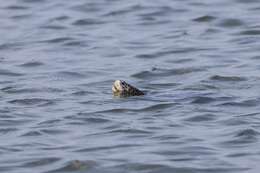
1, 0, 260, 172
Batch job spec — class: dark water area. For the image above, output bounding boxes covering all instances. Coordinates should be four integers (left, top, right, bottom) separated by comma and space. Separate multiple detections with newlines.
1, 0, 260, 172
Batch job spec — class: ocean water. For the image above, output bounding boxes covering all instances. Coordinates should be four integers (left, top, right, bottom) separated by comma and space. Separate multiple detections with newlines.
1, 0, 260, 172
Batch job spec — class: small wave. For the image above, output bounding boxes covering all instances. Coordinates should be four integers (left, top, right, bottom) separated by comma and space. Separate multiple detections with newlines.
219, 99, 258, 107
184, 113, 216, 122
138, 6, 173, 18
0, 69, 24, 77
0, 42, 25, 50
166, 58, 194, 64
41, 129, 69, 135
72, 18, 105, 26
193, 15, 216, 22
210, 75, 247, 82
66, 114, 111, 124
20, 131, 42, 137
50, 15, 70, 21
108, 128, 152, 136
235, 0, 258, 3
8, 98, 54, 106
96, 103, 176, 114
71, 90, 94, 96
217, 18, 244, 28
2, 86, 63, 94
221, 128, 259, 147
145, 82, 179, 90
22, 0, 46, 3
236, 129, 260, 138
191, 96, 216, 104
11, 14, 32, 20
55, 71, 86, 79
39, 37, 73, 44
114, 163, 172, 172
238, 30, 260, 35
41, 25, 67, 30
0, 119, 31, 126
136, 48, 214, 59
0, 128, 18, 134
137, 19, 171, 26
76, 144, 142, 153
48, 160, 97, 173
21, 157, 60, 168
19, 61, 44, 67
63, 41, 87, 47
5, 5, 29, 10
132, 67, 204, 79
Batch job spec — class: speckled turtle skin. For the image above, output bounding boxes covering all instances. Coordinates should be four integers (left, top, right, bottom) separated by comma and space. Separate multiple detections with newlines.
112, 80, 144, 97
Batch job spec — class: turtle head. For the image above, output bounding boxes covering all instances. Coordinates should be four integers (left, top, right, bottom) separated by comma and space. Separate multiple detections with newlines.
112, 80, 127, 94
112, 80, 144, 97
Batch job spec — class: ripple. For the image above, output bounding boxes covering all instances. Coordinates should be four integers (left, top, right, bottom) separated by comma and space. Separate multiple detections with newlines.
166, 58, 194, 64
71, 90, 94, 96
97, 103, 176, 114
221, 128, 259, 147
184, 113, 217, 122
1, 86, 63, 94
21, 130, 42, 137
226, 152, 251, 158
0, 119, 31, 126
132, 67, 204, 79
0, 69, 24, 77
191, 96, 216, 104
19, 61, 44, 67
41, 25, 67, 30
0, 128, 18, 134
21, 157, 60, 168
66, 113, 111, 124
41, 129, 68, 135
144, 82, 179, 90
235, 0, 259, 3
70, 2, 102, 13
217, 18, 244, 28
104, 8, 134, 17
22, 0, 46, 3
193, 15, 216, 22
8, 98, 54, 106
63, 41, 87, 47
137, 19, 172, 26
40, 37, 73, 44
154, 146, 216, 157
219, 99, 259, 107
51, 15, 70, 21
239, 30, 260, 35
5, 5, 29, 10
0, 42, 25, 50
55, 71, 86, 79
236, 129, 259, 138
76, 144, 142, 153
210, 75, 247, 82
72, 18, 105, 26
49, 160, 97, 173
136, 47, 213, 59
138, 6, 173, 18
114, 163, 172, 172
11, 14, 33, 20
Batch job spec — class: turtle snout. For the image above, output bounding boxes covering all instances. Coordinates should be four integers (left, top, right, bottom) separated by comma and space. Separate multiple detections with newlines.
112, 80, 123, 93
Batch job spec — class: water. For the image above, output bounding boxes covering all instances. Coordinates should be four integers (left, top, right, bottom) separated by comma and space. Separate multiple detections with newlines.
1, 0, 260, 172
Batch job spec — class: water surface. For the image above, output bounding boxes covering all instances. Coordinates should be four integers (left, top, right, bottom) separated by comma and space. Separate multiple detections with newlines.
1, 0, 260, 172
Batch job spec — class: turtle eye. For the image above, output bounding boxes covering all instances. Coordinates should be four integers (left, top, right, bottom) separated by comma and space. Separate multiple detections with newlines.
121, 81, 126, 86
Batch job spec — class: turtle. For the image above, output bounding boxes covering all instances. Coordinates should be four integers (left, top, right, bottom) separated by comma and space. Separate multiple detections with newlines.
112, 80, 144, 97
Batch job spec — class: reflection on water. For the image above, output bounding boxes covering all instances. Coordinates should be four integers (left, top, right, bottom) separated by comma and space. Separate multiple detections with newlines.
1, 0, 260, 172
